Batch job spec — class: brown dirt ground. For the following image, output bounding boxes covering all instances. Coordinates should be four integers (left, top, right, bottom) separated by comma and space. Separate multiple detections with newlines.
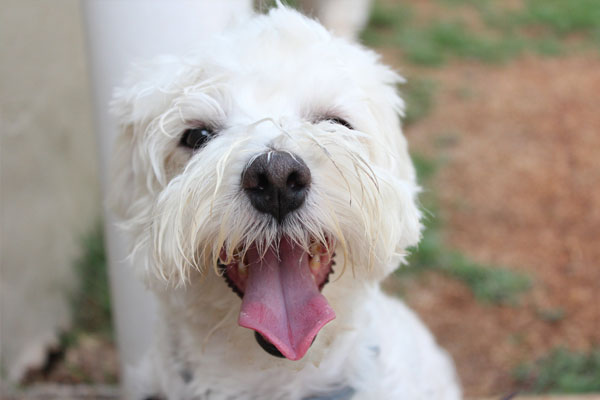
396, 54, 600, 397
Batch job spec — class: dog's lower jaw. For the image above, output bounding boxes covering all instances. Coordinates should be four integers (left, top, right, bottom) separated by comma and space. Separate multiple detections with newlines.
134, 274, 461, 400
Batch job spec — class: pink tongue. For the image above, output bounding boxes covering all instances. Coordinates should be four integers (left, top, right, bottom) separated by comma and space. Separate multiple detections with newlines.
238, 238, 335, 360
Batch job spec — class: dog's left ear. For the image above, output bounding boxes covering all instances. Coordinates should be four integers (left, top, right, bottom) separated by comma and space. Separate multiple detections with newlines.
369, 70, 423, 275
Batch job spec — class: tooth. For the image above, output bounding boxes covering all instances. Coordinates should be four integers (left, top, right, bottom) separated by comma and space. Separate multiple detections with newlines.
310, 243, 323, 256
310, 256, 321, 273
238, 261, 248, 277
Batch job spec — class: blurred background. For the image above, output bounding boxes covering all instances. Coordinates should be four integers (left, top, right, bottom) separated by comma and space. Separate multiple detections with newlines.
1, 0, 599, 399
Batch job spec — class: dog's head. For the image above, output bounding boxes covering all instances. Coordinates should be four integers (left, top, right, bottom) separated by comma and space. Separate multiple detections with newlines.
111, 7, 421, 361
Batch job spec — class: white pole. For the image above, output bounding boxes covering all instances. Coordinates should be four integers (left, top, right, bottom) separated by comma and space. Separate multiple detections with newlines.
81, 1, 252, 397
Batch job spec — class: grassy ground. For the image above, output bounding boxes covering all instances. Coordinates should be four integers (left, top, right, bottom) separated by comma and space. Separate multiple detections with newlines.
362, 0, 600, 66
400, 153, 532, 305
70, 226, 113, 342
515, 348, 600, 394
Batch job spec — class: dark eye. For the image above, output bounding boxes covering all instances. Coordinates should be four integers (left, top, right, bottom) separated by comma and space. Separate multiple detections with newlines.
325, 117, 353, 130
179, 126, 215, 150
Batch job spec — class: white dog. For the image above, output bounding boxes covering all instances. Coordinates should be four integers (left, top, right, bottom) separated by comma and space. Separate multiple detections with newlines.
111, 6, 460, 400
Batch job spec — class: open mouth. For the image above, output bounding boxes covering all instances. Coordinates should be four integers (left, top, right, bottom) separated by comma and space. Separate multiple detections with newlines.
218, 236, 336, 360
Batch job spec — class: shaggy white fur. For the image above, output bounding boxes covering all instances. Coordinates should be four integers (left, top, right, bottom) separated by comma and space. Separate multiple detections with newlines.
111, 6, 461, 400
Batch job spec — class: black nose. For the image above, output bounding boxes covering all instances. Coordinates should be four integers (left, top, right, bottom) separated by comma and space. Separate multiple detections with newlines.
242, 151, 311, 222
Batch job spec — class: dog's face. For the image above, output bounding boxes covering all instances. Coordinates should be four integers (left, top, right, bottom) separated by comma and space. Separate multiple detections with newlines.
111, 8, 421, 361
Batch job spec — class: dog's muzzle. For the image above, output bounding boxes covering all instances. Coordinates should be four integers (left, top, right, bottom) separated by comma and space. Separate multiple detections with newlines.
228, 151, 336, 361
242, 151, 311, 222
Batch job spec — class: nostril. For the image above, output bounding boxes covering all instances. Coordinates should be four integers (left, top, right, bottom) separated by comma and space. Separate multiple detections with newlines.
286, 168, 310, 192
287, 172, 300, 189
257, 173, 269, 191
